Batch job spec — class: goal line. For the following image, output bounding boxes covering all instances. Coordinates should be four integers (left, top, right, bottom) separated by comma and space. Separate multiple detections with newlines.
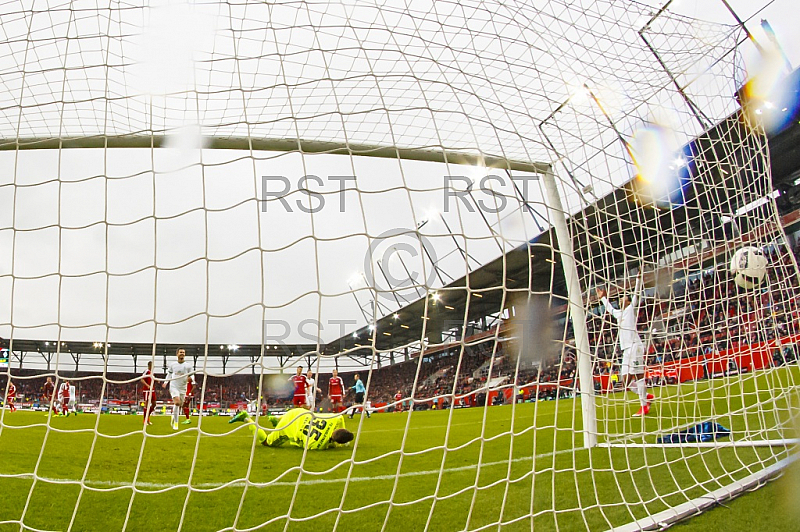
600, 439, 800, 449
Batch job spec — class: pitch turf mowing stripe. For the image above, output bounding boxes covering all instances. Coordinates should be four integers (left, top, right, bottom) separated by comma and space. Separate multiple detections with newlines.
2, 445, 786, 496
2, 447, 577, 491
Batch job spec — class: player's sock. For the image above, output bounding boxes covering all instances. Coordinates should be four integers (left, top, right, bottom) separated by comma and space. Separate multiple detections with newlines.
635, 379, 647, 406
183, 405, 190, 419
247, 422, 267, 444
172, 405, 180, 424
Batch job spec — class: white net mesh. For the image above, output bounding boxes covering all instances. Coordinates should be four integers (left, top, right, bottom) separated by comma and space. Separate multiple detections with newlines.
0, 0, 797, 530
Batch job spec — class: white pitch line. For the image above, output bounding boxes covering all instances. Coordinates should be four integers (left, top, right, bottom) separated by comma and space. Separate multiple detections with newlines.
366, 421, 476, 433
5, 448, 577, 491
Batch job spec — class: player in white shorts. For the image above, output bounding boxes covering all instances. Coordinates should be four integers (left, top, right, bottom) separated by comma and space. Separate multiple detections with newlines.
621, 340, 645, 376
305, 370, 318, 412
162, 347, 193, 430
597, 270, 654, 417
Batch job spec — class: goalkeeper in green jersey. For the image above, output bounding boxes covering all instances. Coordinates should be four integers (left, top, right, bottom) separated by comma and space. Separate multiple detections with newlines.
229, 408, 354, 450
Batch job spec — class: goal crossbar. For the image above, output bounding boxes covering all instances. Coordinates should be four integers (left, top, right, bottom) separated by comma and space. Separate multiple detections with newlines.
0, 136, 549, 174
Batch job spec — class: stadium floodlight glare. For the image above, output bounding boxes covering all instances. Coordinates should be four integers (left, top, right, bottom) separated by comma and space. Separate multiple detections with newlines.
418, 208, 440, 229
566, 82, 593, 105
347, 272, 364, 286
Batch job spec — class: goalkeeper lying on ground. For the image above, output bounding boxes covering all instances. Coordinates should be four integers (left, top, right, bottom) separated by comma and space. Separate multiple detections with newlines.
230, 408, 354, 449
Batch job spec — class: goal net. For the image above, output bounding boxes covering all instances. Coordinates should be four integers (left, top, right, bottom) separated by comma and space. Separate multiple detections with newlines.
0, 0, 797, 530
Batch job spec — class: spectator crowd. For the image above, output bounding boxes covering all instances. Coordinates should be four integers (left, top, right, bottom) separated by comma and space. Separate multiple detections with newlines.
3, 243, 799, 411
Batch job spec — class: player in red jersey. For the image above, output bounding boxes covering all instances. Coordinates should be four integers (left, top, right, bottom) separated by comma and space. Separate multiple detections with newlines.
4, 379, 16, 412
290, 366, 308, 408
42, 376, 57, 414
58, 379, 73, 416
328, 368, 344, 413
182, 376, 193, 424
140, 361, 156, 425
394, 391, 403, 413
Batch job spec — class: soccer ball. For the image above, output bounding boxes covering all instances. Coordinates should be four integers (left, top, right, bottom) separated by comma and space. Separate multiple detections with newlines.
730, 246, 768, 289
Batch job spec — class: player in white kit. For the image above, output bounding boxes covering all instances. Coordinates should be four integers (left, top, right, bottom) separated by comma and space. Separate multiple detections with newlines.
57, 379, 77, 416
162, 348, 193, 430
305, 370, 318, 412
597, 271, 654, 417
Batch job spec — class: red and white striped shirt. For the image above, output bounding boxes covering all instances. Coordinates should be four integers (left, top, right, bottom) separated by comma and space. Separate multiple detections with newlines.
290, 375, 308, 398
329, 376, 344, 396
141, 369, 154, 394
58, 382, 70, 400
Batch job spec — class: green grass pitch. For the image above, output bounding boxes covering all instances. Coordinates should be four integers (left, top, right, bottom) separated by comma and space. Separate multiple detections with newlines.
1, 367, 797, 532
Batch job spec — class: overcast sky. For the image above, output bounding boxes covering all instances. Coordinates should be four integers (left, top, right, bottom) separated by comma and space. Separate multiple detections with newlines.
0, 0, 796, 372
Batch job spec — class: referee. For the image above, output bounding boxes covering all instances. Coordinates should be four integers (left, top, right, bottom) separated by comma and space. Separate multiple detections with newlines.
348, 374, 371, 418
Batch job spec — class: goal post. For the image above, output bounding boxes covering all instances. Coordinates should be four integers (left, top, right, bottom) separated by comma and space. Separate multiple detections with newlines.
541, 166, 598, 449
